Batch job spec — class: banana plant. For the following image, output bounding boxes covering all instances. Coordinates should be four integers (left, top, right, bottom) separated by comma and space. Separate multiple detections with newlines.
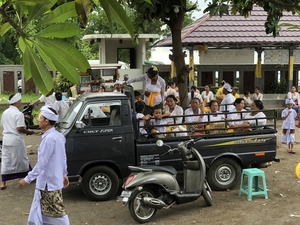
0, 0, 135, 94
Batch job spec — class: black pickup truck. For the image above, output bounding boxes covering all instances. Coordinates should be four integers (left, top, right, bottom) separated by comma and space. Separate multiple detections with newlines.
57, 87, 278, 201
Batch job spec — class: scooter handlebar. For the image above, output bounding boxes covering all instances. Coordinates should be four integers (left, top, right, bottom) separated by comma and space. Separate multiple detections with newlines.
160, 148, 178, 158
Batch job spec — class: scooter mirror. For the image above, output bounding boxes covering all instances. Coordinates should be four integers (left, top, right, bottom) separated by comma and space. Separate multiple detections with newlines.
156, 140, 164, 147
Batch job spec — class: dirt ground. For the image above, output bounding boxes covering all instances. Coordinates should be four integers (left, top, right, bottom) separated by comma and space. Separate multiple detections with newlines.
2, 120, 300, 225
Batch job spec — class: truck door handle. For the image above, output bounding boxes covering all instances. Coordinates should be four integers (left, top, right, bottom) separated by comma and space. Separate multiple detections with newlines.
112, 136, 122, 141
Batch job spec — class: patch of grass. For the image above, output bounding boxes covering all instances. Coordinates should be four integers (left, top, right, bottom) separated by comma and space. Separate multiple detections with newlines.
0, 93, 41, 127
0, 93, 40, 104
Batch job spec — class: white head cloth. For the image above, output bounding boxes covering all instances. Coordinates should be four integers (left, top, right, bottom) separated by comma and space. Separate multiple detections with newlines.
9, 93, 21, 104
41, 106, 58, 121
285, 98, 294, 105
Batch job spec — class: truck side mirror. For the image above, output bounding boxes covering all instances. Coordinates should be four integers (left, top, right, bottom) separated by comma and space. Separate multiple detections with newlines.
75, 121, 85, 132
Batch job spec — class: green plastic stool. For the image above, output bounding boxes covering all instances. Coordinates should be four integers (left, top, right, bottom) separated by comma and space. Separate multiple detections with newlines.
239, 168, 268, 201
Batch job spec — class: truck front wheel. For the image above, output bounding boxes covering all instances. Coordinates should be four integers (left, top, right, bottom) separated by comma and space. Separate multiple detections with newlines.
82, 166, 120, 201
207, 158, 241, 191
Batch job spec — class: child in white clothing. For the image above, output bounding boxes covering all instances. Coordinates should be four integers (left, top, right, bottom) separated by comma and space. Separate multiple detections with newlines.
150, 106, 167, 136
282, 98, 298, 153
135, 101, 151, 135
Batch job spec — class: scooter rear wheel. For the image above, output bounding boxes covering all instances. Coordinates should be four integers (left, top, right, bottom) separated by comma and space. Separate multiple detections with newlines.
202, 180, 213, 206
128, 187, 157, 223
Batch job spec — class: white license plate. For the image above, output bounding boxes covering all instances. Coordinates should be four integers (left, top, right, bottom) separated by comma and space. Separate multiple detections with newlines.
121, 190, 132, 198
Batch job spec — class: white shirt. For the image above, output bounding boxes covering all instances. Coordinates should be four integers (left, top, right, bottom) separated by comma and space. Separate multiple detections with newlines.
53, 100, 70, 122
220, 94, 235, 112
227, 108, 249, 126
245, 112, 267, 127
1, 105, 25, 145
164, 105, 183, 124
201, 91, 214, 103
188, 91, 203, 104
39, 93, 56, 107
243, 96, 252, 106
136, 112, 147, 134
127, 74, 166, 106
1, 105, 29, 174
287, 92, 300, 105
282, 108, 297, 129
252, 93, 263, 101
184, 108, 205, 123
150, 118, 167, 133
166, 88, 178, 97
203, 111, 225, 123
25, 128, 68, 191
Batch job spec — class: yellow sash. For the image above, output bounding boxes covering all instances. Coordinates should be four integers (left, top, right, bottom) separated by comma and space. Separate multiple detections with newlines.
147, 92, 160, 107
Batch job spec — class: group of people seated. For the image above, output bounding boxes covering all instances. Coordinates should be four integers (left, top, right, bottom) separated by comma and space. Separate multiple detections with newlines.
136, 93, 267, 138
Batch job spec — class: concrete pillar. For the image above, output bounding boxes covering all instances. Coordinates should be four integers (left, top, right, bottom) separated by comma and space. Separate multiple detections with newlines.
255, 48, 263, 86
288, 46, 295, 91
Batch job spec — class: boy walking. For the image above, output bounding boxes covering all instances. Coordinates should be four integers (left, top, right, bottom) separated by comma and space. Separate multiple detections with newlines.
282, 99, 298, 154
19, 106, 70, 224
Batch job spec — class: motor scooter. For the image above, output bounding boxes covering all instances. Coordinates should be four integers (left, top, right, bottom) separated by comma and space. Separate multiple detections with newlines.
118, 138, 213, 223
22, 104, 39, 130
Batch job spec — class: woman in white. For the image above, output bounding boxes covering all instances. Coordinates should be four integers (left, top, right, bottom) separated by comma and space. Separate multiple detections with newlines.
227, 98, 249, 131
203, 100, 225, 122
185, 98, 205, 134
124, 66, 165, 115
166, 81, 180, 103
188, 85, 203, 105
163, 95, 183, 124
201, 85, 214, 105
244, 100, 267, 129
252, 87, 263, 101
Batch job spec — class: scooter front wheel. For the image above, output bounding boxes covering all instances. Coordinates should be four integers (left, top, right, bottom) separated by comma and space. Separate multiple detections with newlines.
128, 187, 157, 223
202, 180, 213, 206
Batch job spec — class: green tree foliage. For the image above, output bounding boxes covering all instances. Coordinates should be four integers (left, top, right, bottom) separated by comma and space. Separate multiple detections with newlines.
0, 30, 21, 64
0, 0, 134, 95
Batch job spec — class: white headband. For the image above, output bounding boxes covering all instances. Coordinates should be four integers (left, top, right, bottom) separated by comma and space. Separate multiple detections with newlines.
41, 106, 58, 122
9, 93, 21, 104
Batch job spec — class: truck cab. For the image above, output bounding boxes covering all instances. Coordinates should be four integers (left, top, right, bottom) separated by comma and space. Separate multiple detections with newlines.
58, 92, 136, 200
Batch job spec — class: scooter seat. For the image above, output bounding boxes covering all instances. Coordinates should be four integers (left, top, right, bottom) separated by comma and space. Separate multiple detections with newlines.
140, 165, 177, 175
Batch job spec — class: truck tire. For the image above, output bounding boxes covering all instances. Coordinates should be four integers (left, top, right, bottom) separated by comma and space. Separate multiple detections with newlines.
207, 158, 241, 191
82, 166, 119, 201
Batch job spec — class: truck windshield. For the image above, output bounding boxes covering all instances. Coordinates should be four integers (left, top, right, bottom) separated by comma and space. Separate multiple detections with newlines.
60, 100, 83, 129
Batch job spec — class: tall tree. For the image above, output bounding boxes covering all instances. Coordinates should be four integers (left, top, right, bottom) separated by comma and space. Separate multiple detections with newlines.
127, 0, 198, 106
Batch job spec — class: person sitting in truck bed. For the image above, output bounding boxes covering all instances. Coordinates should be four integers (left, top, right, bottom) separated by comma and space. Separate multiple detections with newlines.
135, 101, 151, 135
163, 95, 183, 124
203, 100, 229, 134
162, 95, 186, 137
244, 100, 267, 130
184, 98, 206, 136
149, 105, 167, 136
227, 98, 250, 131
220, 82, 235, 112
